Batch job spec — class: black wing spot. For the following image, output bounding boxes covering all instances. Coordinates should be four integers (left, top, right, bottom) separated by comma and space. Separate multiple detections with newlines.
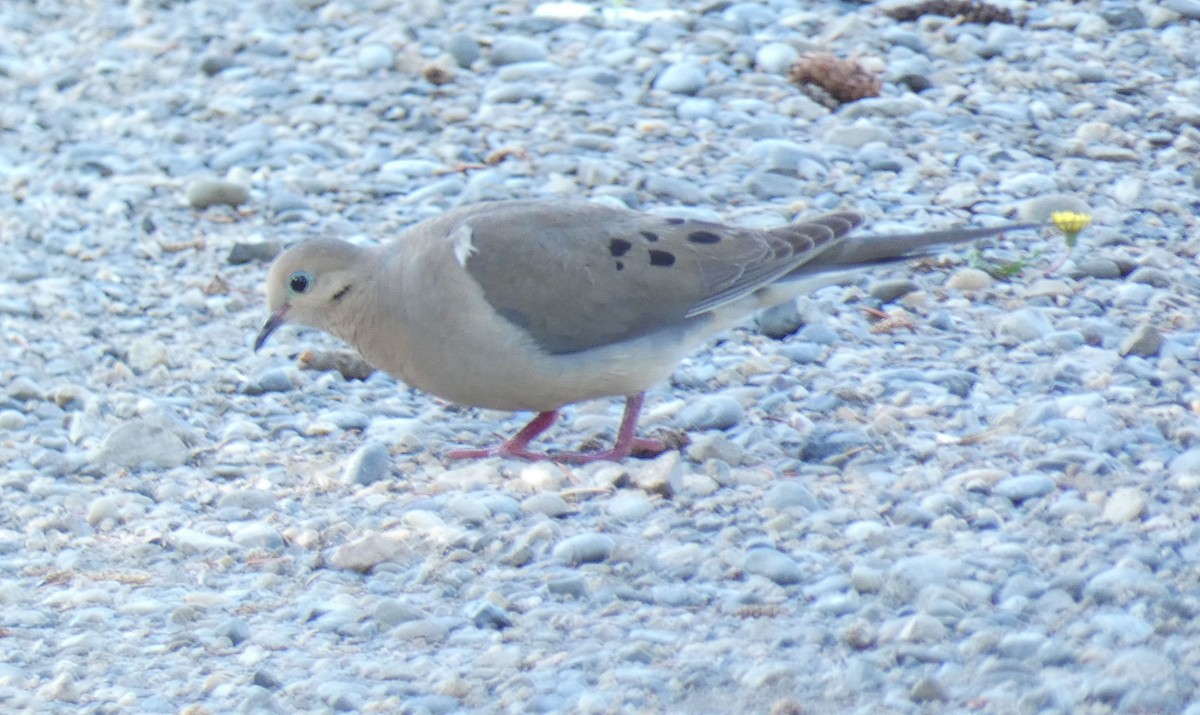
615, 260, 624, 271
648, 249, 676, 267
609, 238, 632, 257
664, 217, 685, 225
688, 230, 721, 244
640, 231, 660, 242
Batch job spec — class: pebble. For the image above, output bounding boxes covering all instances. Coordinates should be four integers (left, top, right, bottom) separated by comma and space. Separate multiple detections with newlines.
993, 474, 1057, 504
945, 268, 994, 291
673, 395, 744, 431
553, 534, 615, 566
868, 279, 919, 303
1118, 324, 1163, 357
342, 441, 392, 486
92, 419, 189, 471
185, 178, 251, 209
743, 547, 803, 585
521, 492, 572, 518
995, 308, 1054, 343
754, 43, 799, 74
1103, 488, 1147, 523
755, 301, 804, 338
489, 37, 549, 66
653, 62, 706, 95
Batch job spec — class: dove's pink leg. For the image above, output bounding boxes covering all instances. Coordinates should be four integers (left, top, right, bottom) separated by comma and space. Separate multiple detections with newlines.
446, 393, 667, 463
446, 409, 560, 461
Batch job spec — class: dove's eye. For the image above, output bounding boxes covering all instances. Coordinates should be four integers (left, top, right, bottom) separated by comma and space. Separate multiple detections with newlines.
289, 271, 314, 294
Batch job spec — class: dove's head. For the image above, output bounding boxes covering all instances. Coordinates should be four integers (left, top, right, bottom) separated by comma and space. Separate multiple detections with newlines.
255, 238, 369, 351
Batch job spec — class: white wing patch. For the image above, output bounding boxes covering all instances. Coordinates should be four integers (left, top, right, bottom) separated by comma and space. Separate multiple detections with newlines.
450, 224, 478, 267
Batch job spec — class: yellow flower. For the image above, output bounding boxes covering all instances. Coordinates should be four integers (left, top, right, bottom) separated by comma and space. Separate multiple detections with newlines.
1050, 211, 1092, 248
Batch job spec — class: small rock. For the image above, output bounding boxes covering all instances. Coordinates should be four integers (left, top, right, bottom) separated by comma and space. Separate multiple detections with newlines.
553, 534, 615, 566
356, 43, 394, 72
743, 547, 803, 585
763, 481, 818, 511
869, 278, 919, 303
231, 522, 285, 550
7, 376, 43, 401
489, 37, 548, 66
342, 441, 391, 486
172, 528, 238, 554
469, 601, 513, 630
653, 62, 706, 95
755, 43, 799, 74
606, 490, 655, 521
446, 33, 481, 67
993, 474, 1057, 503
756, 301, 804, 338
241, 368, 294, 395
1017, 194, 1092, 223
1119, 324, 1162, 357
126, 338, 168, 373
327, 530, 407, 572
628, 450, 684, 498
674, 395, 744, 431
0, 410, 27, 430
946, 268, 994, 291
1070, 258, 1122, 280
1169, 448, 1200, 488
93, 419, 189, 470
186, 178, 250, 209
227, 241, 281, 265
216, 617, 251, 646
850, 565, 884, 594
521, 492, 572, 518
910, 677, 947, 702
995, 308, 1053, 343
1103, 488, 1147, 523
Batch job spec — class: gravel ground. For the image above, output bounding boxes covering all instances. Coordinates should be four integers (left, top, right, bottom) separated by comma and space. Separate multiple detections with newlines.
3, 0, 1200, 713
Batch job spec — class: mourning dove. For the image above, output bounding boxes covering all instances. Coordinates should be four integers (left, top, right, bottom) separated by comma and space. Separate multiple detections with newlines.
255, 199, 1033, 463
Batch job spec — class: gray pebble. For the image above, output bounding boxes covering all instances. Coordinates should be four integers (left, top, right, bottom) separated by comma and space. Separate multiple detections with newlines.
995, 308, 1053, 343
216, 617, 251, 646
92, 419, 189, 471
1119, 324, 1163, 357
554, 534, 615, 566
763, 481, 818, 511
756, 300, 804, 338
186, 178, 250, 209
356, 44, 394, 73
469, 601, 513, 630
653, 62, 706, 95
1069, 258, 1123, 280
1164, 0, 1200, 20
993, 474, 1057, 503
7, 376, 43, 401
231, 522, 285, 550
674, 395, 744, 431
446, 33, 481, 68
0, 409, 27, 430
489, 37, 548, 66
227, 240, 281, 265
521, 492, 572, 518
546, 578, 588, 599
342, 441, 391, 486
743, 547, 803, 585
869, 279, 920, 303
754, 43, 799, 73
779, 342, 823, 364
242, 368, 294, 395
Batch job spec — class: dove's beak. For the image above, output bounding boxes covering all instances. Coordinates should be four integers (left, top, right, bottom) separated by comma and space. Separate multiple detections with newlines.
254, 306, 289, 352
